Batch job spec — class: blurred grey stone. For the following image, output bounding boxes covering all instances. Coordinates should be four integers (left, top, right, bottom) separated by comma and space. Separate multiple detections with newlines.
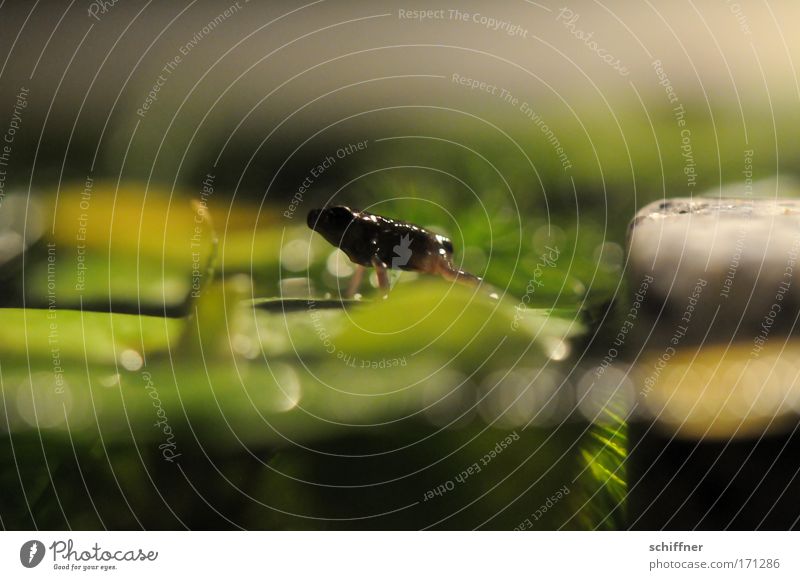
627, 196, 800, 528
627, 196, 800, 345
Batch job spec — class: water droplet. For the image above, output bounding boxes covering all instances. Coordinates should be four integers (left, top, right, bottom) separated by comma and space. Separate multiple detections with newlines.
533, 224, 566, 253
270, 363, 302, 412
593, 242, 624, 272
16, 373, 71, 428
543, 337, 570, 361
100, 373, 121, 388
279, 277, 312, 298
281, 238, 313, 272
326, 249, 354, 278
120, 349, 143, 371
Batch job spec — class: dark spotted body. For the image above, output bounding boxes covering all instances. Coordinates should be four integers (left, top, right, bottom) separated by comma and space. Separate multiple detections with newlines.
307, 206, 479, 283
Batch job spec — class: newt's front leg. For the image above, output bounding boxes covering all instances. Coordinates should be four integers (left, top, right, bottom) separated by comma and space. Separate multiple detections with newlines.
345, 265, 366, 298
344, 259, 390, 297
371, 256, 390, 296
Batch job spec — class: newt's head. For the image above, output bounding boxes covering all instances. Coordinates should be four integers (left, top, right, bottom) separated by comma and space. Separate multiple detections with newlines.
307, 206, 357, 244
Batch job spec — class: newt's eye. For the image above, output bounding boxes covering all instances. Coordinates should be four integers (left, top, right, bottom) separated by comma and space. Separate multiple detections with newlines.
307, 206, 355, 234
326, 206, 354, 225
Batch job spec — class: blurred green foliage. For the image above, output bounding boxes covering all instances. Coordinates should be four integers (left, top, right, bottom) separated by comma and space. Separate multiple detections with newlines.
3, 102, 793, 529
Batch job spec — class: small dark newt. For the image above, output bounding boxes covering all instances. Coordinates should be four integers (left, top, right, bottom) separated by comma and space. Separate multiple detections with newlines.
307, 206, 481, 295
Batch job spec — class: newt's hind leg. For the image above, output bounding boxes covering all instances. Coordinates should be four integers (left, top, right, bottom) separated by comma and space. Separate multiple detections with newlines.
438, 261, 482, 286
